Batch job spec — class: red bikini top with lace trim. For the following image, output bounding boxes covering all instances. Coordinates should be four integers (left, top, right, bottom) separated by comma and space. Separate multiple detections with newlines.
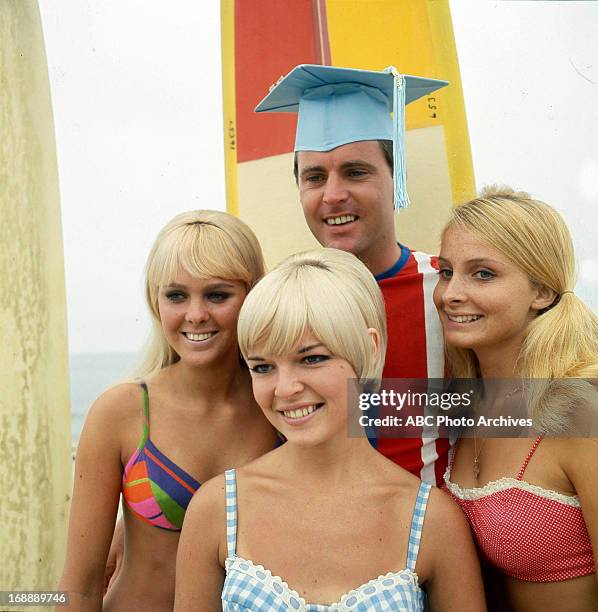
443, 436, 595, 582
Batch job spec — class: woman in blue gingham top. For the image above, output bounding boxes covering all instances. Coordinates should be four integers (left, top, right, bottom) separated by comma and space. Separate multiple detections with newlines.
175, 250, 486, 611
221, 468, 431, 611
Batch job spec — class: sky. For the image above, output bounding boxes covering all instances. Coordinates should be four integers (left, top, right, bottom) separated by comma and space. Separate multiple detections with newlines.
38, 0, 598, 355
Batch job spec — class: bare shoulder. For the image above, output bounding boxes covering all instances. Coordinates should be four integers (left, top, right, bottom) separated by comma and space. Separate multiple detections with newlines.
559, 437, 598, 480
186, 473, 227, 522
183, 473, 228, 560
83, 382, 142, 428
424, 485, 468, 530
77, 383, 143, 455
420, 486, 472, 557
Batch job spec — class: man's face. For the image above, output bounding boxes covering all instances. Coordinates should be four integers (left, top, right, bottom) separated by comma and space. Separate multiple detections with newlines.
297, 141, 395, 263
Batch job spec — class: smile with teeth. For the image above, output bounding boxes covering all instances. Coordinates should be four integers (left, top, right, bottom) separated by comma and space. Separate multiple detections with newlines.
446, 314, 483, 323
325, 215, 357, 226
281, 403, 323, 419
183, 331, 217, 341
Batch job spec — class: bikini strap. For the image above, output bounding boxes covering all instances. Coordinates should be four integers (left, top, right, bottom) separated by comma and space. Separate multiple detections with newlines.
138, 382, 150, 449
225, 469, 238, 558
517, 435, 545, 480
406, 481, 431, 572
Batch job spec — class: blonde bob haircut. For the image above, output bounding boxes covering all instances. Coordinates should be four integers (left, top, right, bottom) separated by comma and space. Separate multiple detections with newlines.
133, 210, 265, 379
442, 187, 598, 431
237, 248, 387, 381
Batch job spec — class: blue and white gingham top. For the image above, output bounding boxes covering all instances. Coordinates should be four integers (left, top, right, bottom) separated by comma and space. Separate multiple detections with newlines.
221, 469, 430, 611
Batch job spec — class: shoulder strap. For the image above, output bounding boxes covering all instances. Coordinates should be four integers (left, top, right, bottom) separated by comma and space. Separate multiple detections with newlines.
406, 481, 431, 572
447, 439, 460, 474
517, 435, 544, 480
138, 382, 150, 448
225, 469, 238, 557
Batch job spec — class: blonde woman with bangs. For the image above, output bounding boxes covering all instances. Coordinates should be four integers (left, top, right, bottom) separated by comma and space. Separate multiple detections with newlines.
60, 211, 279, 611
175, 248, 485, 611
437, 188, 598, 611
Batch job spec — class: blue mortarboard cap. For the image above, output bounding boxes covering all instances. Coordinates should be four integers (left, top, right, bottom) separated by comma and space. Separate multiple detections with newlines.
255, 64, 448, 209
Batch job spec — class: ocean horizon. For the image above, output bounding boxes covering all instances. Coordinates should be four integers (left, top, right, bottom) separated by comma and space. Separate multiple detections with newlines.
69, 351, 138, 443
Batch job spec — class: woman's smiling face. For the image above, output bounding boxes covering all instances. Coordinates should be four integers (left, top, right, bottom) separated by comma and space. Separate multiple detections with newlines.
246, 329, 358, 446
157, 269, 247, 367
433, 226, 547, 357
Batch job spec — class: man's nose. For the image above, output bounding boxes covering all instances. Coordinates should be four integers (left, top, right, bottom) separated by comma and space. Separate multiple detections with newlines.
322, 173, 349, 206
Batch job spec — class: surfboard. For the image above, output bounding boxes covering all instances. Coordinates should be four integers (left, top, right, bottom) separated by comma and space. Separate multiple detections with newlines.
221, 0, 475, 265
0, 0, 71, 594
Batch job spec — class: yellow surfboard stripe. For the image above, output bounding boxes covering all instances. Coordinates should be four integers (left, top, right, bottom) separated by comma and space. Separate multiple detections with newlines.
326, 0, 475, 205
425, 0, 476, 204
221, 0, 239, 216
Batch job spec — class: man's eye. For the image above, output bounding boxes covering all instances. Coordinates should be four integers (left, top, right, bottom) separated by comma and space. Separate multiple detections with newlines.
302, 354, 330, 365
438, 269, 453, 280
474, 270, 495, 280
347, 169, 367, 178
305, 174, 324, 183
250, 364, 273, 374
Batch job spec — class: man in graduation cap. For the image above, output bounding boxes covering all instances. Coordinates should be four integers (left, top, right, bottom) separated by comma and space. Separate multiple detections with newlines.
256, 65, 451, 486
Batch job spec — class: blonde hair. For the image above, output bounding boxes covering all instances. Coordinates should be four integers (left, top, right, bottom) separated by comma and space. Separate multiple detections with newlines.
237, 249, 387, 380
442, 187, 598, 431
133, 210, 265, 379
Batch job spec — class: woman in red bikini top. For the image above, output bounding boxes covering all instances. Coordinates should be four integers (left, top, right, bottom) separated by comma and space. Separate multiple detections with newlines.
59, 211, 278, 611
433, 187, 598, 611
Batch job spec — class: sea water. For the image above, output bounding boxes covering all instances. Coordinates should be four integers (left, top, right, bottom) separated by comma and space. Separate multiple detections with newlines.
69, 352, 137, 444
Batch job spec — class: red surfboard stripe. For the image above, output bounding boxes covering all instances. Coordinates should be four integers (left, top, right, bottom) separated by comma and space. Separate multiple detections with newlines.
235, 0, 317, 162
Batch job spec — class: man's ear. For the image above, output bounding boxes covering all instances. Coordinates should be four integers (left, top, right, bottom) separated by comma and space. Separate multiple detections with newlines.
531, 285, 558, 312
367, 328, 381, 356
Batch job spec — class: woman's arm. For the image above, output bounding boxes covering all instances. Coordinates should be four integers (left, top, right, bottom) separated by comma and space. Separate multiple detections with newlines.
562, 437, 598, 587
421, 488, 487, 611
58, 386, 132, 611
104, 517, 124, 594
174, 475, 227, 612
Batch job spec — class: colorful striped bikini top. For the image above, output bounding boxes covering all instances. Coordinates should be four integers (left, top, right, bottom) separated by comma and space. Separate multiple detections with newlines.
122, 383, 200, 531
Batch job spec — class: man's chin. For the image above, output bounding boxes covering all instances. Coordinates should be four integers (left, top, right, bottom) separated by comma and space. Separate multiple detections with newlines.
321, 236, 361, 256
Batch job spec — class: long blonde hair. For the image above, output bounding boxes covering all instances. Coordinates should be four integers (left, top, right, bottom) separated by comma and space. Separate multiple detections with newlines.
442, 188, 598, 430
133, 210, 265, 380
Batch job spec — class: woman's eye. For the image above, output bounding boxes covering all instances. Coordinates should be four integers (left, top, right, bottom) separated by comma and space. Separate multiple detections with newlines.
438, 268, 453, 280
250, 364, 273, 374
207, 292, 230, 302
165, 291, 186, 301
302, 354, 330, 365
474, 270, 495, 280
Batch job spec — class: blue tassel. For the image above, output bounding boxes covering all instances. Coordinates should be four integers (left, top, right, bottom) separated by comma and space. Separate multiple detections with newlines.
385, 67, 408, 210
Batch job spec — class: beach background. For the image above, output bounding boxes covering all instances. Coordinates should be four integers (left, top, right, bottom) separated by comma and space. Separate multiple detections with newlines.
2, 0, 594, 600
57, 0, 598, 448
69, 352, 137, 446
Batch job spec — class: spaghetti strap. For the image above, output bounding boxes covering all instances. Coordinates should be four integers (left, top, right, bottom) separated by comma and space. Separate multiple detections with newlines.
225, 469, 238, 558
447, 440, 459, 473
406, 481, 431, 572
138, 382, 150, 449
517, 435, 544, 480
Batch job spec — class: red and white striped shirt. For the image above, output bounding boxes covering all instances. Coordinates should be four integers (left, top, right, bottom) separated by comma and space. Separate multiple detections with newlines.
374, 245, 450, 486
